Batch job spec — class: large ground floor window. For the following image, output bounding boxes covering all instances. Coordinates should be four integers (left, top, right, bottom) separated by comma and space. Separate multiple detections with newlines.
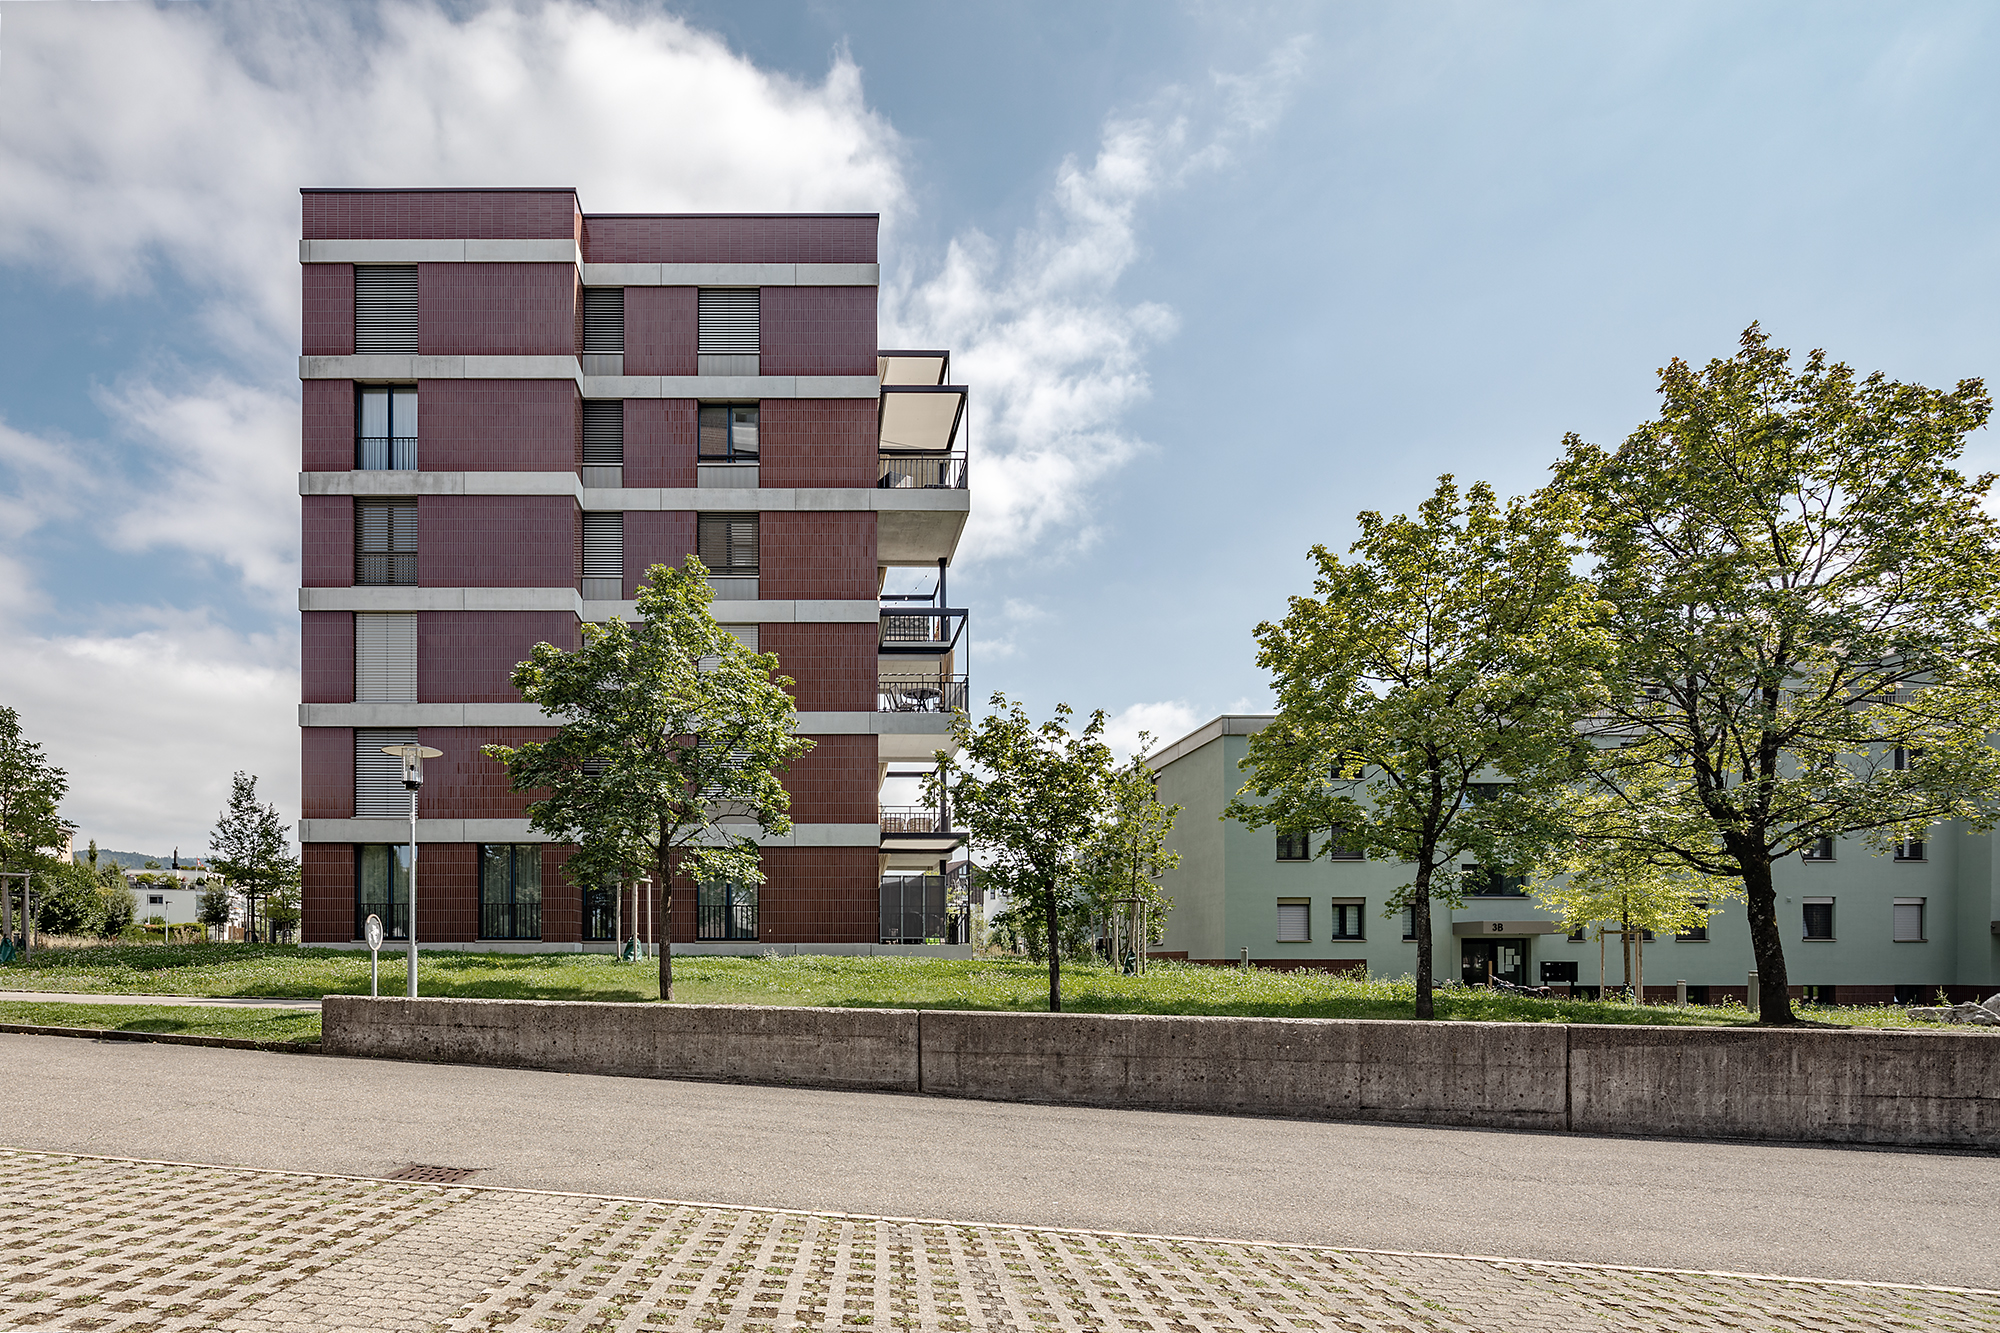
480, 844, 543, 940
697, 880, 758, 940
582, 887, 618, 941
356, 844, 409, 939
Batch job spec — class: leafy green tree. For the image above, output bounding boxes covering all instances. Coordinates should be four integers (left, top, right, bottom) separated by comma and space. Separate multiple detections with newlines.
932, 694, 1120, 1011
1226, 477, 1611, 1019
1078, 737, 1181, 958
0, 706, 74, 875
206, 773, 299, 944
96, 864, 137, 936
34, 861, 104, 936
1554, 326, 2000, 1023
197, 879, 234, 939
488, 559, 813, 1001
265, 883, 303, 942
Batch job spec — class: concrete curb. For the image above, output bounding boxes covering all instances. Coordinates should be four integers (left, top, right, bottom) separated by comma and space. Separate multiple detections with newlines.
0, 1022, 319, 1054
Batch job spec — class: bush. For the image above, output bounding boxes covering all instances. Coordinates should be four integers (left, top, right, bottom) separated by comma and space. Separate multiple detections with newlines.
33, 866, 106, 937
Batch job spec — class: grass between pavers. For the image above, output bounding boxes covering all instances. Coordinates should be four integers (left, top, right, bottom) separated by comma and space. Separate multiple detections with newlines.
0, 942, 1988, 1029
0, 999, 322, 1045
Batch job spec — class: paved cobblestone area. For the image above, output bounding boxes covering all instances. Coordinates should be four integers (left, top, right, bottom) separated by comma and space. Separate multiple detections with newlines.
1, 1150, 1992, 1332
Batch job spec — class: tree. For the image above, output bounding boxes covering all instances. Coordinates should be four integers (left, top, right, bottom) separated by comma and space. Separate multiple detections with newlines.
34, 861, 104, 936
1225, 477, 1611, 1019
96, 864, 137, 936
932, 694, 1120, 1011
1077, 737, 1181, 962
207, 773, 299, 944
0, 706, 74, 875
265, 883, 302, 942
197, 879, 234, 940
1553, 326, 2000, 1023
487, 559, 813, 1001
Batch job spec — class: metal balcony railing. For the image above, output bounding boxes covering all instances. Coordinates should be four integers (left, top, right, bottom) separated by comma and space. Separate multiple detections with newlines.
356, 553, 418, 586
879, 806, 950, 835
877, 451, 967, 489
479, 901, 542, 941
879, 606, 967, 653
357, 436, 418, 470
878, 675, 968, 713
356, 899, 407, 940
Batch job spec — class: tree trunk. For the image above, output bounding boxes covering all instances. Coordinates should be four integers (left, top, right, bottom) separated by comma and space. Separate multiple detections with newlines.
655, 831, 674, 1003
1413, 865, 1436, 1021
1046, 878, 1061, 1013
1741, 853, 1793, 1023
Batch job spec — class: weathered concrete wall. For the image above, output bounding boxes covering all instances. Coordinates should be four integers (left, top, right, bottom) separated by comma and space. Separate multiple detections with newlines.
321, 997, 919, 1092
918, 1012, 1568, 1130
1568, 1024, 2000, 1147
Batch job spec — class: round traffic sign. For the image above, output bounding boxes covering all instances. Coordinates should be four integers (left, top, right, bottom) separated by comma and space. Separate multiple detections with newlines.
364, 914, 384, 951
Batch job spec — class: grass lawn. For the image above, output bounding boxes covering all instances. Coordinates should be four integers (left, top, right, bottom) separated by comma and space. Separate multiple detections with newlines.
0, 942, 1985, 1030
0, 998, 322, 1046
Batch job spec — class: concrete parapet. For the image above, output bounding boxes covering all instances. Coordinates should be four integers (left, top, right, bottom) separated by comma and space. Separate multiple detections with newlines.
1568, 1024, 2000, 1147
321, 996, 919, 1092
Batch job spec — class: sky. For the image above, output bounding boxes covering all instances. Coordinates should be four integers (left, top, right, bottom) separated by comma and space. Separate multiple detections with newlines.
3, 0, 2000, 853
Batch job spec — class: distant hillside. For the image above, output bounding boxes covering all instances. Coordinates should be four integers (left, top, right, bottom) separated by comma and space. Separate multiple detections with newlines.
73, 849, 205, 871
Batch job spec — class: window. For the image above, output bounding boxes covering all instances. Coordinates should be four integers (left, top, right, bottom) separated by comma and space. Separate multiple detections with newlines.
1276, 900, 1310, 942
1325, 825, 1363, 860
1402, 907, 1418, 940
354, 728, 417, 818
582, 400, 624, 470
582, 886, 618, 942
697, 288, 759, 354
582, 287, 625, 353
1676, 905, 1709, 942
1328, 900, 1365, 940
1275, 831, 1311, 861
354, 612, 416, 702
698, 880, 759, 940
1568, 927, 1586, 942
1467, 782, 1508, 804
1895, 836, 1927, 861
582, 512, 624, 600
1893, 746, 1921, 771
355, 500, 417, 585
354, 265, 418, 354
479, 844, 543, 940
1464, 864, 1526, 896
1893, 897, 1926, 943
1803, 898, 1834, 941
696, 513, 759, 574
355, 844, 410, 939
1802, 836, 1834, 861
698, 404, 760, 460
357, 386, 417, 470
147, 894, 166, 906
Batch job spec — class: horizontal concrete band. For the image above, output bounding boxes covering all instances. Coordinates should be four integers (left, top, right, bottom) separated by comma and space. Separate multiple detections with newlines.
300, 471, 970, 516
297, 819, 880, 847
296, 587, 878, 623
299, 240, 878, 287
299, 703, 956, 733
299, 357, 879, 399
318, 1003, 2000, 1148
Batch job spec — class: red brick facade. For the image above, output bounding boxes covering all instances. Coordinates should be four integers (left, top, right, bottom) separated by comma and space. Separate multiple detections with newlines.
301, 728, 353, 820
301, 496, 355, 587
419, 263, 579, 356
418, 496, 579, 588
757, 400, 877, 488
761, 624, 877, 712
623, 399, 697, 488
759, 288, 877, 376
416, 726, 555, 822
301, 381, 354, 473
302, 613, 355, 704
301, 265, 354, 357
420, 380, 579, 472
581, 215, 876, 264
624, 287, 698, 375
759, 512, 876, 599
302, 189, 580, 241
419, 612, 579, 703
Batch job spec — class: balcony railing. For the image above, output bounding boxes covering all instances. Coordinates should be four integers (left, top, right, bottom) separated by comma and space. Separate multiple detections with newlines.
878, 675, 968, 713
880, 872, 948, 944
480, 901, 542, 940
356, 899, 407, 940
358, 436, 417, 470
880, 605, 967, 654
356, 553, 418, 586
880, 806, 950, 835
878, 451, 967, 490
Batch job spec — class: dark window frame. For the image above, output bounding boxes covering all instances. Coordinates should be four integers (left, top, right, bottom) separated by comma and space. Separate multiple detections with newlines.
355, 384, 418, 470
1803, 899, 1835, 941
696, 512, 760, 575
1801, 836, 1834, 862
1275, 831, 1311, 862
1676, 905, 1710, 942
355, 499, 417, 586
354, 843, 410, 940
479, 844, 543, 941
1328, 901, 1366, 940
698, 880, 759, 940
698, 403, 761, 461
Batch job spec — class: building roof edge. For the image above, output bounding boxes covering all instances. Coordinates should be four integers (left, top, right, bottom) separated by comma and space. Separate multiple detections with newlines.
1146, 714, 1274, 773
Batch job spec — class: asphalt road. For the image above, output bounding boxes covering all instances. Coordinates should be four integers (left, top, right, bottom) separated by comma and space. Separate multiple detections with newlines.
9, 1032, 1995, 1290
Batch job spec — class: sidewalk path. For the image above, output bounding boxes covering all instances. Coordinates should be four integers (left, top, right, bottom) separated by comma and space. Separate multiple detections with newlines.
0, 989, 321, 1009
1, 1149, 1990, 1333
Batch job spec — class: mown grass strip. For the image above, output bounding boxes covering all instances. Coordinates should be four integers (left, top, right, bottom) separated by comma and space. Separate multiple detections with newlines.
0, 999, 322, 1045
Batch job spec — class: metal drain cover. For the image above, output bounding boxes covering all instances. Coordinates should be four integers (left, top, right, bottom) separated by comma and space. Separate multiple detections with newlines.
386, 1164, 482, 1183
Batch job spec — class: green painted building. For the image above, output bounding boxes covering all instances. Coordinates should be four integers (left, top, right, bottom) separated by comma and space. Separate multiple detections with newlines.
1147, 716, 2000, 1004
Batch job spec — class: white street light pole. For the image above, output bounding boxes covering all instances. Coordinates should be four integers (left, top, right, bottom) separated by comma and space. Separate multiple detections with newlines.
384, 742, 443, 998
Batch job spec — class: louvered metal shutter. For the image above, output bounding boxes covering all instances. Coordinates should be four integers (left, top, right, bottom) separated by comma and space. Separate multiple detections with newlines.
355, 500, 417, 585
355, 728, 418, 818
354, 613, 417, 702
583, 288, 625, 353
582, 401, 624, 465
697, 289, 759, 354
1276, 901, 1310, 942
1893, 899, 1925, 942
697, 514, 758, 573
582, 512, 624, 578
354, 266, 418, 353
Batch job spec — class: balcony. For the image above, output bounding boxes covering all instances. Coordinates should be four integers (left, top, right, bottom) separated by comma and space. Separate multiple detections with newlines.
878, 451, 966, 489
878, 675, 968, 713
880, 588, 967, 655
880, 806, 964, 855
358, 436, 417, 470
879, 871, 968, 945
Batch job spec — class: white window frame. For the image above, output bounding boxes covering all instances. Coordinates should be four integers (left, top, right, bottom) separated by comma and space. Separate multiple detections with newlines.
1892, 897, 1926, 944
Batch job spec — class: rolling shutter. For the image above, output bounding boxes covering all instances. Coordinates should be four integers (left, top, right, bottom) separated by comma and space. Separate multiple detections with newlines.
583, 288, 625, 353
354, 266, 418, 354
582, 401, 624, 465
354, 613, 417, 702
1276, 901, 1310, 943
697, 289, 759, 354
696, 514, 758, 574
582, 512, 624, 580
1893, 899, 1925, 942
355, 728, 418, 817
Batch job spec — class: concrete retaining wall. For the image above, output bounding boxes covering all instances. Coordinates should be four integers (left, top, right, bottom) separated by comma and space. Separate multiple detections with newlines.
321, 999, 2000, 1147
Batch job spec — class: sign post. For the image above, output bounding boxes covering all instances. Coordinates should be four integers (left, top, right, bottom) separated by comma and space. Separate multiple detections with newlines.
364, 913, 384, 998
383, 742, 443, 999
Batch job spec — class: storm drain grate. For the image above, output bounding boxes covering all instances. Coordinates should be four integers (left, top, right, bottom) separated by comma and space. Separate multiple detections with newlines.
385, 1164, 483, 1184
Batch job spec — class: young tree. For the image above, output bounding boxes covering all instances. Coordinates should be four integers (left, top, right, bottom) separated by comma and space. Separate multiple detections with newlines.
0, 706, 74, 874
197, 879, 234, 940
487, 559, 813, 1001
1554, 326, 2000, 1023
96, 864, 137, 937
265, 883, 303, 942
207, 773, 299, 945
932, 694, 1119, 1012
34, 861, 105, 936
1078, 737, 1181, 961
1226, 477, 1610, 1019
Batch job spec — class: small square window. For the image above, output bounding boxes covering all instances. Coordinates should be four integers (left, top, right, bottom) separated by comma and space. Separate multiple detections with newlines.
1893, 898, 1925, 943
1895, 838, 1927, 862
1801, 836, 1833, 861
1276, 831, 1311, 861
1276, 900, 1310, 942
1803, 899, 1834, 940
1401, 906, 1417, 940
1567, 927, 1586, 942
1329, 901, 1365, 940
1676, 905, 1709, 942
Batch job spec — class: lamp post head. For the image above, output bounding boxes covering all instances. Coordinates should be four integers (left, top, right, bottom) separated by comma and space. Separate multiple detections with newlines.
383, 743, 445, 791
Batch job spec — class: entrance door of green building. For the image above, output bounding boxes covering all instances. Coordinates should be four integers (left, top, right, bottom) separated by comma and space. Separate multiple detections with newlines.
1462, 937, 1529, 986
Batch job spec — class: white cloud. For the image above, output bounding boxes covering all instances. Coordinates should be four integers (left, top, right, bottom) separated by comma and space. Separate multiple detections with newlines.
0, 416, 100, 620
1103, 700, 1204, 762
884, 38, 1310, 562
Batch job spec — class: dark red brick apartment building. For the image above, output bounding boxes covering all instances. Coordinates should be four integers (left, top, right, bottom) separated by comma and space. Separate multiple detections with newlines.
297, 189, 969, 952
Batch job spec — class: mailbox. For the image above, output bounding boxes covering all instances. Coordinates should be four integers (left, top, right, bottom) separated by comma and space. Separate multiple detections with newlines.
1540, 960, 1578, 984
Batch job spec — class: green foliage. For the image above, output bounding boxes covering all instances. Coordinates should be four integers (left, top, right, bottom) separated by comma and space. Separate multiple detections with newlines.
33, 862, 106, 936
206, 773, 299, 940
95, 866, 137, 937
487, 558, 813, 1000
265, 884, 302, 940
197, 881, 234, 933
933, 695, 1121, 1010
1553, 325, 2000, 1023
1077, 738, 1181, 948
1227, 476, 1611, 1017
0, 706, 74, 874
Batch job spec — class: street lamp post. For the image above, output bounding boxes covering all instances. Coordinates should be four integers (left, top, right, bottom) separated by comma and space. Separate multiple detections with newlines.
384, 742, 443, 998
